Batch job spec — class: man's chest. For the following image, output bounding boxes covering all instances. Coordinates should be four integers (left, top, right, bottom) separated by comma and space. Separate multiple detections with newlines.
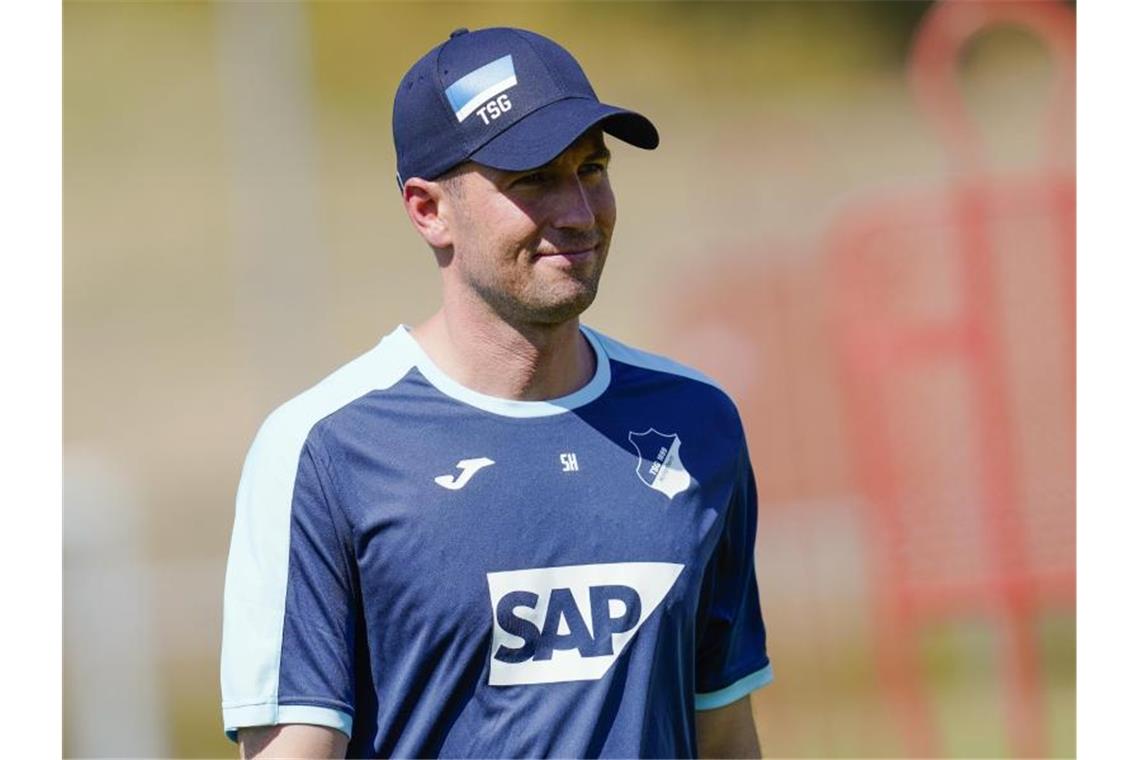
336, 414, 731, 567
325, 412, 736, 677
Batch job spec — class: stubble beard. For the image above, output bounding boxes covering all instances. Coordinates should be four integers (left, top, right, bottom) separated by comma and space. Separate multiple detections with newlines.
465, 244, 608, 327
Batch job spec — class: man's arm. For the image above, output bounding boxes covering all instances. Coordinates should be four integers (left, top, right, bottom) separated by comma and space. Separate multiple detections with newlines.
695, 693, 762, 759
238, 724, 348, 759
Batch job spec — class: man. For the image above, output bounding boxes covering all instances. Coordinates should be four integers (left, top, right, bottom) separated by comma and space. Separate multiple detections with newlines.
221, 26, 772, 758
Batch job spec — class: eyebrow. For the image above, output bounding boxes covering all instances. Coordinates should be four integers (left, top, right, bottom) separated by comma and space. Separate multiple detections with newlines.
584, 146, 612, 163
538, 146, 611, 171
499, 145, 612, 182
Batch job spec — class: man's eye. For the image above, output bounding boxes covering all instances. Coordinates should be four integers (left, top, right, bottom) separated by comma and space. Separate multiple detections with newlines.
514, 171, 549, 186
580, 163, 606, 176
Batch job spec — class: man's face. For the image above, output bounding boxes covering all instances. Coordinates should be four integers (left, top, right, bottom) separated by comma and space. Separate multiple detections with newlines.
441, 129, 616, 326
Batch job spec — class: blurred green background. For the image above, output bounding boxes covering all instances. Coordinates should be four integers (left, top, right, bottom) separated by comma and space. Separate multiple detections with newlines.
64, 1, 1074, 757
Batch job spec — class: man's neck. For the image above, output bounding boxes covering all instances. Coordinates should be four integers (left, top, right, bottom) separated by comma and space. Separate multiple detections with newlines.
409, 307, 596, 402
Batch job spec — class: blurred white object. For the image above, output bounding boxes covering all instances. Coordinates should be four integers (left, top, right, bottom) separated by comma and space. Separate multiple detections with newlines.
64, 451, 168, 756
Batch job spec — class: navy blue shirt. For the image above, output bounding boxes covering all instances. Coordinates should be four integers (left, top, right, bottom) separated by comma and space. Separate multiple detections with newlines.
221, 324, 772, 757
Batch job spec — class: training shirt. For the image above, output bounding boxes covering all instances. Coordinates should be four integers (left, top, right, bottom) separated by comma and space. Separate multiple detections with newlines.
221, 324, 772, 758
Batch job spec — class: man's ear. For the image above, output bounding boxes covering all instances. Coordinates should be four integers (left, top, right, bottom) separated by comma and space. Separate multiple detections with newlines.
402, 177, 454, 249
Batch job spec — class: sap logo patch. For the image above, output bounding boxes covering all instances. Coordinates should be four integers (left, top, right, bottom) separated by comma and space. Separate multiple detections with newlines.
486, 561, 684, 686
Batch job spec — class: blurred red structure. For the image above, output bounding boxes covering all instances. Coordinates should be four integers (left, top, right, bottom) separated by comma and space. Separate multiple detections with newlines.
827, 1, 1075, 756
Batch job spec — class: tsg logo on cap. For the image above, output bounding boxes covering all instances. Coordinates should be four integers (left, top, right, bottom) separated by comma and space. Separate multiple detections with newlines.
445, 54, 517, 124
391, 26, 659, 189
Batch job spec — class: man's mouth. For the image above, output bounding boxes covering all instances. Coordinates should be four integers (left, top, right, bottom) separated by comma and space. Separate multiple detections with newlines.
534, 244, 598, 262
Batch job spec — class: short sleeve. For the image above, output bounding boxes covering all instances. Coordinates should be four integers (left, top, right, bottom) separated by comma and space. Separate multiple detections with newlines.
220, 416, 357, 742
693, 437, 773, 710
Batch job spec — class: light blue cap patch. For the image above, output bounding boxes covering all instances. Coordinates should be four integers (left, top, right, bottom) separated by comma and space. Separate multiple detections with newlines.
444, 55, 517, 123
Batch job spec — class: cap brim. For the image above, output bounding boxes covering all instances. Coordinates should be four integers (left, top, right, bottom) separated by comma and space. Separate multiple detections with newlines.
468, 98, 659, 172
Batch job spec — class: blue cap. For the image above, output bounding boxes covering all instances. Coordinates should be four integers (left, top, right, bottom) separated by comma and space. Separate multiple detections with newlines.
392, 27, 659, 189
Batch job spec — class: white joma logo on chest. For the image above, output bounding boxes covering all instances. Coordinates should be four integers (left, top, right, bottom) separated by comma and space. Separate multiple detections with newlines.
434, 457, 495, 490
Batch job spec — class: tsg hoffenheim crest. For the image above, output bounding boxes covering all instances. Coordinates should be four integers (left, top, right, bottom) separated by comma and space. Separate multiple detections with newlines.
628, 429, 692, 500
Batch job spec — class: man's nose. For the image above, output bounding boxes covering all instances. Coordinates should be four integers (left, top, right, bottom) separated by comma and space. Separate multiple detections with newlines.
551, 177, 596, 231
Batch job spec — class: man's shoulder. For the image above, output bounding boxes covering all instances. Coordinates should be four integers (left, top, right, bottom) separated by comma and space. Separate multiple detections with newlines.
252, 327, 414, 451
586, 325, 742, 421
587, 326, 720, 387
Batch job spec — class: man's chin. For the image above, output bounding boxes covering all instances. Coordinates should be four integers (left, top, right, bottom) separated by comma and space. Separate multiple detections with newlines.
516, 287, 599, 326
